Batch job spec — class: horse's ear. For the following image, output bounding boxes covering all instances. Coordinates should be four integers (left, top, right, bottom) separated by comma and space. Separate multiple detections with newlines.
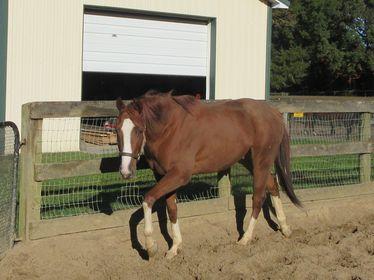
166, 89, 175, 96
116, 97, 125, 111
132, 98, 143, 113
129, 99, 145, 130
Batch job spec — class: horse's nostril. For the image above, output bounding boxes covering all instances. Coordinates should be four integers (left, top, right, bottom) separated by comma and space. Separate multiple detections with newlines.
120, 169, 131, 179
122, 173, 131, 179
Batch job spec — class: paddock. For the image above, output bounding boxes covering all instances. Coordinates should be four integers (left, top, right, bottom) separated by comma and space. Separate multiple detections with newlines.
0, 96, 374, 279
0, 190, 374, 280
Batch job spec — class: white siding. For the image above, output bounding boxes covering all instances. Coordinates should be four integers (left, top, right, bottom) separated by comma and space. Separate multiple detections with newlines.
83, 14, 209, 76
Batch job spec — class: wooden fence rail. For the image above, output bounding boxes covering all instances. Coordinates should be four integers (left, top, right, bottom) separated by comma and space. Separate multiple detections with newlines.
18, 97, 374, 240
27, 97, 374, 119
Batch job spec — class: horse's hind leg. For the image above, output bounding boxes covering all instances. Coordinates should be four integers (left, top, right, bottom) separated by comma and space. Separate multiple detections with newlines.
267, 175, 292, 237
165, 192, 182, 259
237, 154, 271, 245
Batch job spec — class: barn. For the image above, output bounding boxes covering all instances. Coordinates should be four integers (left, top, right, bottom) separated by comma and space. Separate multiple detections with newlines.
0, 0, 289, 128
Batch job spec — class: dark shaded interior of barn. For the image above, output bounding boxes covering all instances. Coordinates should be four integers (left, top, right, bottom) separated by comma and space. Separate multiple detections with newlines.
82, 72, 206, 100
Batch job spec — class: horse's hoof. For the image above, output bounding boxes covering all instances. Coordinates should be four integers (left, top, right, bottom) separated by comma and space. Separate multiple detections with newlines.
147, 242, 158, 258
236, 237, 250, 246
165, 248, 178, 259
281, 226, 292, 238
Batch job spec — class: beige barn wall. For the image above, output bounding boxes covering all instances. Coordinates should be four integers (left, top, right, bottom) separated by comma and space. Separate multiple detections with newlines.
6, 0, 268, 133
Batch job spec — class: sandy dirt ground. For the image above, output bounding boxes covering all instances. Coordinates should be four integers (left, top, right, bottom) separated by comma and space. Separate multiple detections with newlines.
1, 195, 374, 280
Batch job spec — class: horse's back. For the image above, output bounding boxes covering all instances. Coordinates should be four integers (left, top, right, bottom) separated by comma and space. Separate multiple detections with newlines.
182, 98, 285, 173
198, 98, 282, 124
193, 98, 284, 145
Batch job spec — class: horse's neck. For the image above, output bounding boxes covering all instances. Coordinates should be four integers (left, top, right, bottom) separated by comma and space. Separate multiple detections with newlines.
144, 104, 185, 143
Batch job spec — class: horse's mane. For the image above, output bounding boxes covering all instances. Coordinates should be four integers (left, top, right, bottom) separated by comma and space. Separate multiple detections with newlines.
135, 90, 199, 131
143, 89, 197, 111
171, 94, 198, 114
141, 89, 198, 116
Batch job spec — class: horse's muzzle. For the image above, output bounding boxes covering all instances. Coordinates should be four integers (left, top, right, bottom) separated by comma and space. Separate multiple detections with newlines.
120, 170, 136, 180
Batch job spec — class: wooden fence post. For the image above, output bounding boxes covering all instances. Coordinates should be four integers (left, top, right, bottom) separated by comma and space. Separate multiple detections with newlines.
217, 169, 231, 199
18, 104, 42, 240
360, 112, 371, 183
283, 112, 290, 135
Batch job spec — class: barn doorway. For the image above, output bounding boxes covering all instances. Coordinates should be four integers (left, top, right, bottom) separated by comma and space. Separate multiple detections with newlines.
81, 11, 214, 101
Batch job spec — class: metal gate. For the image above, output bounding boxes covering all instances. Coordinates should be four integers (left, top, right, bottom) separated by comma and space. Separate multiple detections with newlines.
0, 122, 19, 258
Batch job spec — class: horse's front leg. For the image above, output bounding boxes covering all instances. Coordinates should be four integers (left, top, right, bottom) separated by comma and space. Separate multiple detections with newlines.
143, 168, 191, 258
142, 201, 158, 257
165, 192, 182, 259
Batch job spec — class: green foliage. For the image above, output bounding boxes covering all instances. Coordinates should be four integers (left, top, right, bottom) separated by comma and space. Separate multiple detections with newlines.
271, 0, 374, 93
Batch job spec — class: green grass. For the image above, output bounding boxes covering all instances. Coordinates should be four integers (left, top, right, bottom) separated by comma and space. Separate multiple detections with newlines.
231, 154, 360, 194
38, 152, 365, 220
41, 151, 117, 164
40, 169, 154, 218
290, 138, 356, 145
40, 168, 219, 219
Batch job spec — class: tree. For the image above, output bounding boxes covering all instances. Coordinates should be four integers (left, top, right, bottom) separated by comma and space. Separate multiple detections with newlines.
271, 0, 374, 94
271, 8, 309, 91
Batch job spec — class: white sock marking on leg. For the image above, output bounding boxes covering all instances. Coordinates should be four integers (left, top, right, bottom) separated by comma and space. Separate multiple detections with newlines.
271, 196, 286, 222
142, 202, 154, 249
271, 195, 291, 236
238, 216, 257, 245
171, 220, 182, 245
166, 220, 182, 259
245, 216, 257, 239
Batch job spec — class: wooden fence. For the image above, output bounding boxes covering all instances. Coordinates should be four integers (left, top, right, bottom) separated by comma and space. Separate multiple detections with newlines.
18, 97, 374, 240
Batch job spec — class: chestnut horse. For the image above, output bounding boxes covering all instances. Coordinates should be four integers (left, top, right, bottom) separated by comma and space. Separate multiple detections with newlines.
115, 90, 301, 259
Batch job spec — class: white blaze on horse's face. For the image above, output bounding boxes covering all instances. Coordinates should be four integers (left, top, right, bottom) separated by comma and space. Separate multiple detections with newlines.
120, 118, 135, 178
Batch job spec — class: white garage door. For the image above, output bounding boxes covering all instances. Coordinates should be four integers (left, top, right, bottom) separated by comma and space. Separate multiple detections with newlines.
83, 14, 209, 77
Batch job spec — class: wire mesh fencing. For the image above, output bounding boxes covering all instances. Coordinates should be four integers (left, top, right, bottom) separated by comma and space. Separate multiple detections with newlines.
229, 112, 367, 195
285, 112, 364, 188
0, 122, 19, 257
40, 117, 118, 163
288, 112, 363, 145
36, 112, 371, 220
39, 117, 219, 220
230, 154, 361, 194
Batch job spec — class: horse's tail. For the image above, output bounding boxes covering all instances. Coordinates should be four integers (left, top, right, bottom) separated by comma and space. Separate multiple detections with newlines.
275, 129, 303, 208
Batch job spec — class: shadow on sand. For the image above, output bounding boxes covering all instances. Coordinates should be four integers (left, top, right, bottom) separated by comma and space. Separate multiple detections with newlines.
233, 192, 279, 240
128, 192, 280, 259
129, 199, 173, 260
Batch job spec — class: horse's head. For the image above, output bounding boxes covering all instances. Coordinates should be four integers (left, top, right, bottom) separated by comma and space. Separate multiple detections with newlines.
116, 98, 145, 179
